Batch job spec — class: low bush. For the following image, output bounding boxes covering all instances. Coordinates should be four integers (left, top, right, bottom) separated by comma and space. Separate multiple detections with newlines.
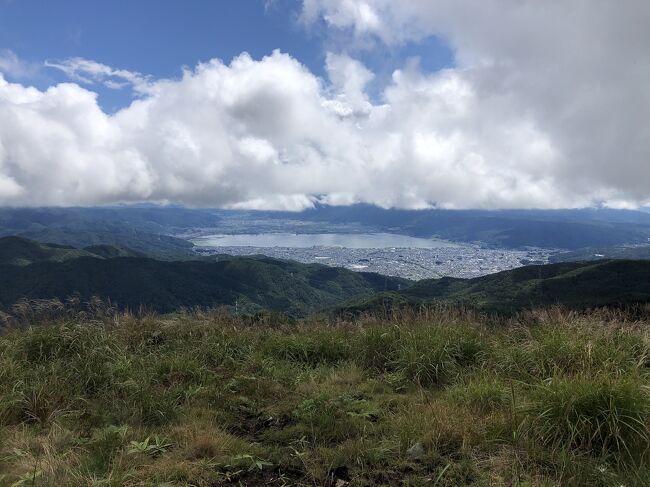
525, 374, 650, 464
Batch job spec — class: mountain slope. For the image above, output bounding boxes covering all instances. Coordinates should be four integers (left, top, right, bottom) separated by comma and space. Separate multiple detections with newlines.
0, 236, 141, 265
0, 254, 407, 316
0, 207, 208, 258
340, 260, 650, 314
15, 224, 194, 258
0, 237, 95, 265
3, 237, 649, 317
550, 245, 650, 263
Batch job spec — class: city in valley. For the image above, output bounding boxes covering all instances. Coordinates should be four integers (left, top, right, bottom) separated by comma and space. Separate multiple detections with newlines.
192, 235, 551, 280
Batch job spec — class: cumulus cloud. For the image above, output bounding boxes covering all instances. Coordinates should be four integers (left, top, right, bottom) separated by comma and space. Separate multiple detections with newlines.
0, 1, 649, 210
301, 0, 650, 207
323, 52, 374, 118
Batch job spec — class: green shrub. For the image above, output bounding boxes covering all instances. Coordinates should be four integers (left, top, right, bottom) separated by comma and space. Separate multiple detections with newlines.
354, 326, 400, 372
13, 324, 111, 363
290, 393, 376, 444
82, 424, 130, 473
152, 354, 207, 387
492, 325, 649, 379
446, 373, 509, 413
525, 374, 650, 464
394, 326, 485, 387
262, 331, 352, 367
198, 332, 254, 367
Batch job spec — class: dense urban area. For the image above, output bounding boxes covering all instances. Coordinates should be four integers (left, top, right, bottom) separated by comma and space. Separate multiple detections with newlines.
194, 241, 551, 280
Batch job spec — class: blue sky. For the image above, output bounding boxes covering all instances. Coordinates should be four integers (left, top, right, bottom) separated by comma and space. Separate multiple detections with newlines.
0, 0, 453, 110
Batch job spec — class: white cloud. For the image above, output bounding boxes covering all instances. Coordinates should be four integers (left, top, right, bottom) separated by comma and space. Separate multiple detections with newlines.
0, 1, 649, 210
301, 0, 650, 207
302, 0, 383, 37
0, 49, 39, 79
45, 57, 151, 94
323, 52, 374, 118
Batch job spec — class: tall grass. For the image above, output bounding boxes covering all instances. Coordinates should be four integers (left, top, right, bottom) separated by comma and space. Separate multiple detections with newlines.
526, 374, 650, 463
0, 305, 648, 486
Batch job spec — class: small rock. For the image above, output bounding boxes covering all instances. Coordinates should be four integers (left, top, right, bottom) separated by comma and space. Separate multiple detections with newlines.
326, 465, 349, 487
406, 441, 425, 460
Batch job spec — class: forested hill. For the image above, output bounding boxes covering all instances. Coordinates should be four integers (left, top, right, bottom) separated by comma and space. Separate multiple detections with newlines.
2, 237, 650, 318
0, 236, 142, 266
0, 207, 212, 258
339, 260, 650, 314
0, 253, 407, 317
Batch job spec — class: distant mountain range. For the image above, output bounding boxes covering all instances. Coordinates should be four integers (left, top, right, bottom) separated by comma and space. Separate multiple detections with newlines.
0, 237, 649, 318
0, 206, 220, 258
261, 205, 650, 249
3, 205, 650, 256
550, 245, 650, 263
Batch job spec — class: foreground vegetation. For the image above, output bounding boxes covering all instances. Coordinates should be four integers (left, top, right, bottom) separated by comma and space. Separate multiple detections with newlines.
0, 306, 649, 486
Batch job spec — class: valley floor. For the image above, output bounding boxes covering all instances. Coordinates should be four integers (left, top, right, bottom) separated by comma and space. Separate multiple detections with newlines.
0, 307, 649, 486
192, 242, 551, 280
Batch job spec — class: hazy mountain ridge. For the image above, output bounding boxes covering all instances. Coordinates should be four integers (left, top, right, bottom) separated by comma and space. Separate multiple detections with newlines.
3, 206, 650, 256
551, 245, 650, 263
215, 205, 650, 249
0, 207, 218, 258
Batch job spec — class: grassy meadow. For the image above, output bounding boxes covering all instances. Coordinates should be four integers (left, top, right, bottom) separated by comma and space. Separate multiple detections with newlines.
0, 305, 649, 486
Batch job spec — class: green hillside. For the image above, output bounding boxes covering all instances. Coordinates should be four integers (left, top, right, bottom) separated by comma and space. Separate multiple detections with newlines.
16, 224, 194, 259
81, 244, 144, 259
0, 236, 141, 266
0, 236, 96, 265
0, 252, 407, 317
0, 207, 205, 258
551, 245, 650, 263
2, 237, 650, 317
340, 260, 650, 314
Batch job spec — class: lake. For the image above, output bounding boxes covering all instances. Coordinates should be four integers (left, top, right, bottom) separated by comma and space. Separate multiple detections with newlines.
192, 233, 458, 249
